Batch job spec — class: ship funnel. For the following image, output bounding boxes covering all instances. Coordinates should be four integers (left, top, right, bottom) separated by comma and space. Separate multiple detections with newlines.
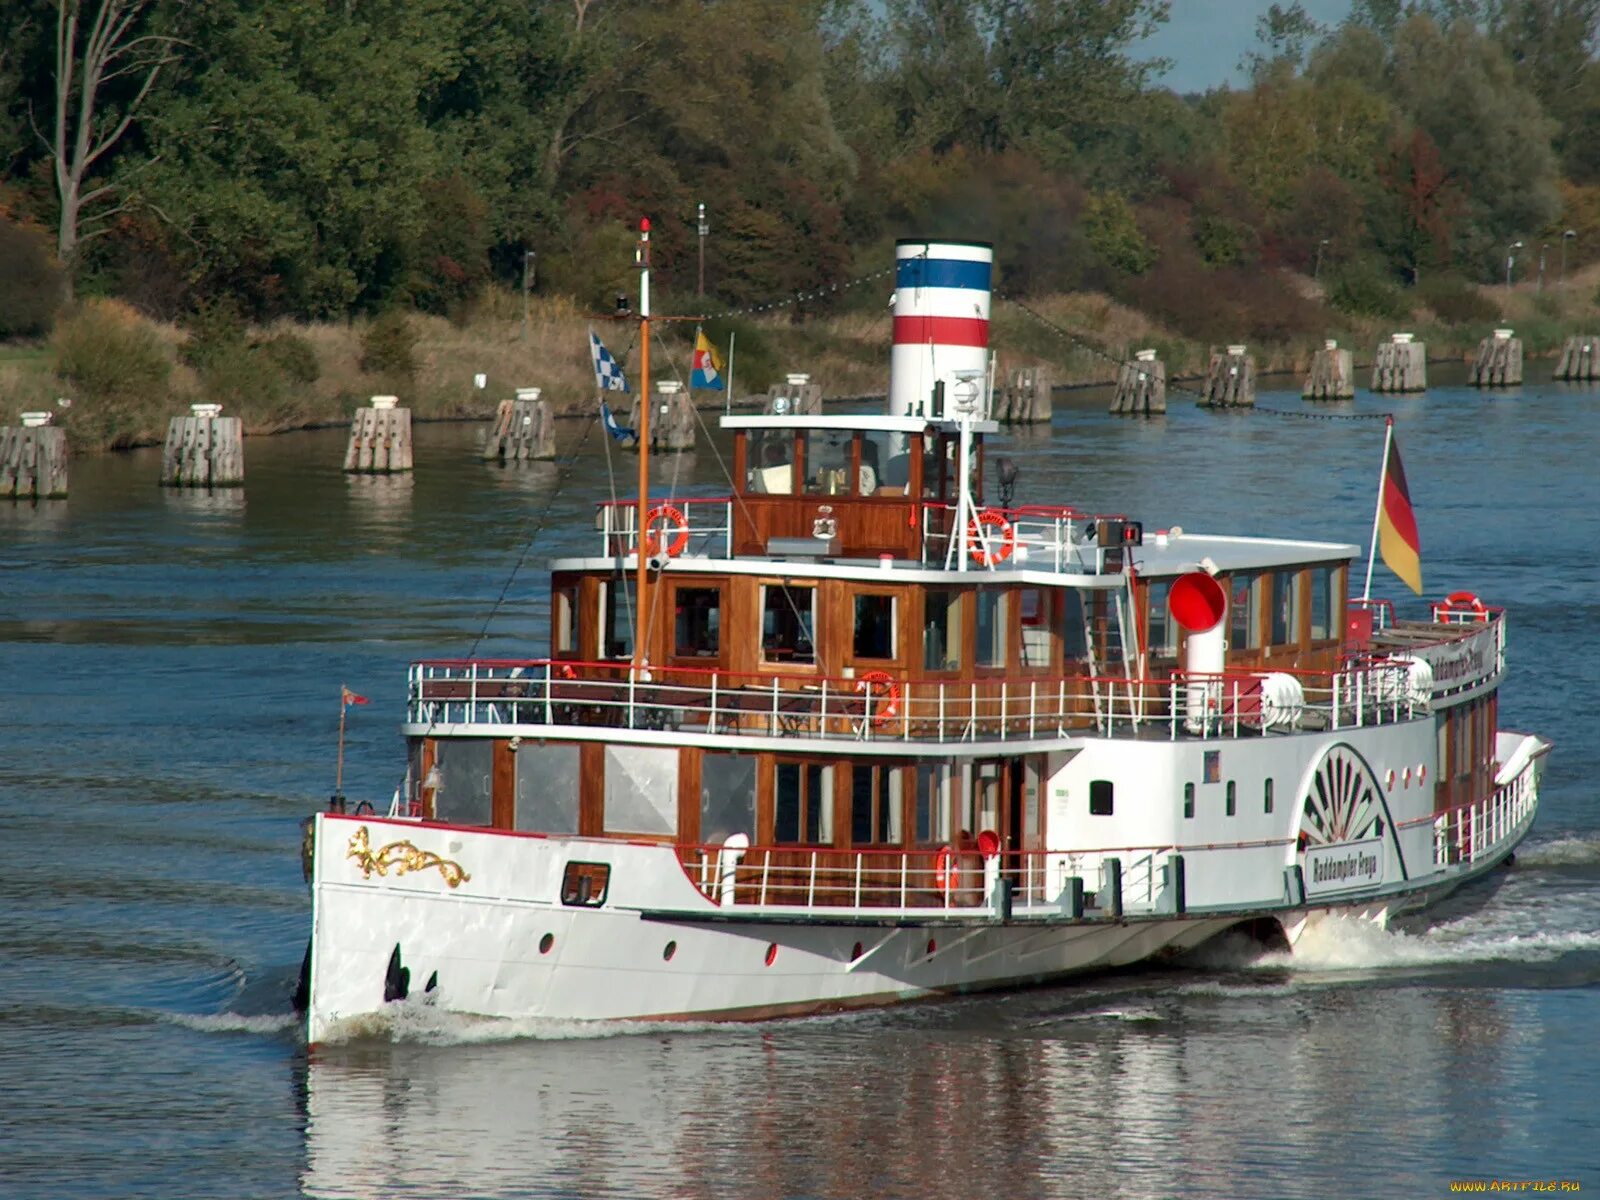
1170, 571, 1227, 732
889, 239, 993, 418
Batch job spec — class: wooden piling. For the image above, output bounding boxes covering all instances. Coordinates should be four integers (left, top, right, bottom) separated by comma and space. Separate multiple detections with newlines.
995, 365, 1054, 423
1303, 340, 1355, 401
161, 404, 244, 487
344, 395, 415, 472
1555, 336, 1600, 381
629, 381, 696, 452
1469, 328, 1523, 387
1199, 344, 1255, 408
766, 372, 823, 416
1110, 350, 1166, 415
483, 388, 554, 462
1, 413, 68, 500
1371, 333, 1426, 393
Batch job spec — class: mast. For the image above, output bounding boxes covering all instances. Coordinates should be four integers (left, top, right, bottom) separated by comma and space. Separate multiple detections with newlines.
634, 218, 652, 672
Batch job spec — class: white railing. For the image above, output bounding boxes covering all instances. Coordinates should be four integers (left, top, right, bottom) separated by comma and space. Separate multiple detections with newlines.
408, 657, 1427, 745
917, 504, 1128, 573
596, 497, 734, 558
1428, 754, 1540, 868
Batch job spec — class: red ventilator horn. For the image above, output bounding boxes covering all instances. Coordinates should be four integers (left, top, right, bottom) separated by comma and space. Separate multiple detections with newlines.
1169, 571, 1227, 633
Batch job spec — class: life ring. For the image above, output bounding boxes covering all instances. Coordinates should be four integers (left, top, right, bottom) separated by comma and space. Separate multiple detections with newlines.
640, 504, 690, 558
933, 845, 959, 895
855, 670, 901, 727
968, 508, 1015, 566
1439, 590, 1489, 622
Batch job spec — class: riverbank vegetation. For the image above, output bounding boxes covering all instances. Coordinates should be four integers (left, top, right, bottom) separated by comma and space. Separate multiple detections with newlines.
6, 1, 1600, 448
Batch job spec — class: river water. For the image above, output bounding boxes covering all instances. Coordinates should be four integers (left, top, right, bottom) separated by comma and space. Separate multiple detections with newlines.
3, 367, 1596, 1199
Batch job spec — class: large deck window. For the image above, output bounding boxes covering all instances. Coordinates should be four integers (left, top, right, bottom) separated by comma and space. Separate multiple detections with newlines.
850, 763, 904, 845
700, 753, 756, 844
1310, 565, 1342, 640
746, 429, 794, 494
1019, 588, 1051, 669
976, 587, 1008, 668
802, 429, 853, 495
1230, 573, 1262, 650
923, 590, 964, 671
775, 762, 833, 844
603, 745, 678, 836
854, 594, 896, 660
860, 430, 911, 496
1271, 569, 1300, 645
1060, 589, 1089, 662
761, 584, 816, 664
1146, 580, 1177, 658
914, 763, 951, 843
514, 743, 580, 833
674, 586, 721, 659
552, 583, 577, 655
431, 740, 493, 826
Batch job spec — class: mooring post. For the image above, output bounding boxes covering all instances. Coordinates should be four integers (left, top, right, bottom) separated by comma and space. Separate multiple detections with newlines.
1, 411, 68, 500
1371, 332, 1427, 393
1303, 338, 1355, 400
1112, 349, 1166, 415
161, 403, 244, 488
1469, 328, 1524, 388
344, 394, 415, 473
1200, 344, 1255, 408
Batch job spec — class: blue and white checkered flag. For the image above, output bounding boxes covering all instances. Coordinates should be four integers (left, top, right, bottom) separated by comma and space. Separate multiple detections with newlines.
589, 329, 629, 393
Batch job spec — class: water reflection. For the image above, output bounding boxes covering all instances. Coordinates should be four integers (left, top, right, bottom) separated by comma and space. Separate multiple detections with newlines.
160, 485, 247, 517
297, 982, 1522, 1200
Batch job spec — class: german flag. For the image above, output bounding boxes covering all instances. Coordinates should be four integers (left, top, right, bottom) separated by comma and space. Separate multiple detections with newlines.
1378, 424, 1422, 595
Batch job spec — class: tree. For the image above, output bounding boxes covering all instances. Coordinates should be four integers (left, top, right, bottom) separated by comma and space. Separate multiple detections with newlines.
1242, 2, 1325, 80
1373, 126, 1461, 283
43, 0, 182, 295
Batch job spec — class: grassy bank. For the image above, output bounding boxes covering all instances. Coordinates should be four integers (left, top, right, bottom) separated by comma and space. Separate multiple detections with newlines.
7, 271, 1600, 453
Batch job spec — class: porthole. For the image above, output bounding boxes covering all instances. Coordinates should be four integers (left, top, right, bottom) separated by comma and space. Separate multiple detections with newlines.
663, 940, 677, 962
538, 933, 554, 955
764, 942, 778, 966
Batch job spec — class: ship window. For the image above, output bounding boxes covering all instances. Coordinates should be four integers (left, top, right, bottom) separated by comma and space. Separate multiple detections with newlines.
1089, 780, 1113, 816
700, 754, 756, 844
914, 763, 949, 843
552, 584, 577, 655
514, 743, 580, 833
850, 763, 904, 845
802, 429, 853, 495
1264, 777, 1275, 814
674, 587, 721, 658
1147, 580, 1178, 658
775, 762, 833, 844
603, 745, 678, 836
1019, 589, 1051, 668
761, 584, 816, 664
861, 430, 910, 495
923, 590, 965, 671
600, 578, 636, 660
1310, 566, 1338, 640
976, 587, 1008, 668
854, 594, 896, 660
1226, 780, 1237, 816
431, 740, 493, 826
1272, 570, 1300, 645
1060, 589, 1089, 661
920, 435, 948, 499
1183, 782, 1195, 819
561, 862, 610, 907
746, 429, 794, 494
1230, 573, 1262, 650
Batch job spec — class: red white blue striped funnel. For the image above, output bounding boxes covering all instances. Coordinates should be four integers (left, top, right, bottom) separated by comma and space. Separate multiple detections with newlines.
889, 239, 993, 418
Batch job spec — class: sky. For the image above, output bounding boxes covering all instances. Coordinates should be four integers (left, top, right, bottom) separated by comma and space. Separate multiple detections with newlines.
1138, 0, 1356, 93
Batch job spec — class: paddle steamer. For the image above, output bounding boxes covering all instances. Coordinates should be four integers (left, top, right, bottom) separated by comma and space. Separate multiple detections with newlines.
301, 237, 1549, 1044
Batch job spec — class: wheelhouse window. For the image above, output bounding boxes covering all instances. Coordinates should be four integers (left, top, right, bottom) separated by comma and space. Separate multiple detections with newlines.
1146, 580, 1177, 658
1271, 570, 1300, 646
1061, 588, 1089, 662
850, 763, 904, 845
860, 430, 911, 496
761, 584, 815, 664
923, 589, 964, 671
600, 578, 635, 660
802, 429, 853, 495
1230, 573, 1262, 650
775, 762, 833, 844
976, 587, 1008, 668
700, 753, 756, 844
674, 586, 721, 659
1019, 589, 1052, 669
746, 429, 794, 494
552, 583, 577, 655
1310, 565, 1342, 640
854, 594, 896, 660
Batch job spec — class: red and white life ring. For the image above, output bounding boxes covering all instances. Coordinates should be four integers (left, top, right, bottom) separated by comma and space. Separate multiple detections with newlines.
1436, 590, 1489, 622
640, 504, 690, 558
934, 845, 959, 895
855, 670, 901, 727
968, 508, 1016, 566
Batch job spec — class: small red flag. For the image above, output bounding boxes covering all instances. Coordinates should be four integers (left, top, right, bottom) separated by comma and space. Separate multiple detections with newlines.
342, 686, 369, 707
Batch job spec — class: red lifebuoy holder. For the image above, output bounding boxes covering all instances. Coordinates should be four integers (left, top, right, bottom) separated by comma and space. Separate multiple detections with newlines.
968, 508, 1016, 566
976, 829, 1001, 859
1436, 590, 1489, 622
640, 504, 690, 558
934, 845, 959, 895
856, 670, 901, 727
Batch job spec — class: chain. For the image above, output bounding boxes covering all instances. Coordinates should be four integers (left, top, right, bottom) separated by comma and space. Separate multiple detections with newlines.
678, 264, 896, 322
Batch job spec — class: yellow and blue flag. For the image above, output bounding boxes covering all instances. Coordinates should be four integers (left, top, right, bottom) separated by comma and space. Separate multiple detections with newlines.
691, 328, 724, 390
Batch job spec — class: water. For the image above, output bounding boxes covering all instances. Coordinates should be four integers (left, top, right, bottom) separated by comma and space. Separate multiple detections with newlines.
3, 369, 1597, 1198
